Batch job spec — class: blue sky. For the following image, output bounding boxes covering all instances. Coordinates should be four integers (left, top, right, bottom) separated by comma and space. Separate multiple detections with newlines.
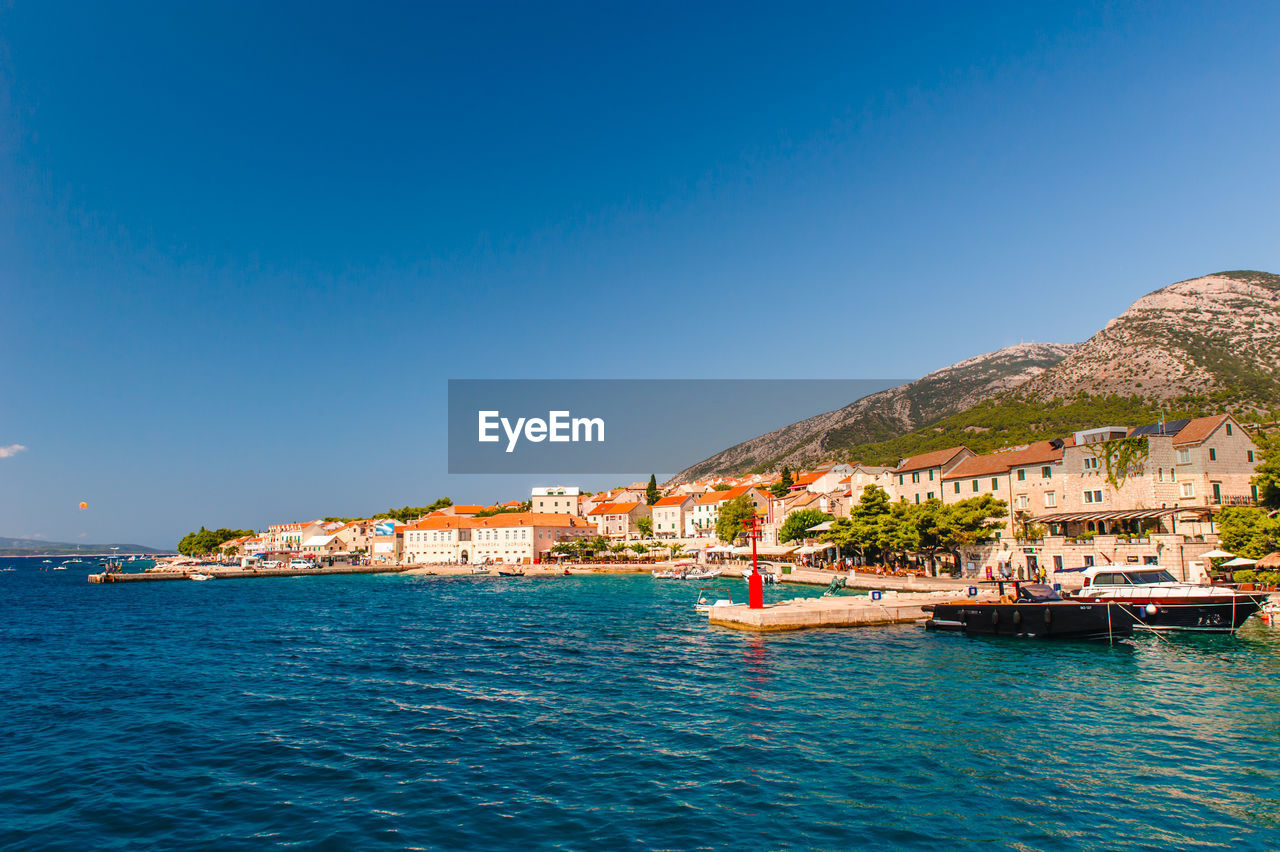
2, 1, 1278, 547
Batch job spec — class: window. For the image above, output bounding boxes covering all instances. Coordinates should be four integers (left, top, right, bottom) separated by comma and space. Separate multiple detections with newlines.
1254, 484, 1260, 502
1042, 466, 1052, 479
911, 472, 920, 484
953, 482, 960, 494
1016, 495, 1029, 509
1084, 556, 1094, 568
1044, 492, 1056, 507
914, 494, 921, 504
1053, 556, 1063, 570
927, 491, 935, 500
1226, 423, 1233, 436
1083, 490, 1103, 504
1212, 483, 1222, 503
929, 470, 935, 481
898, 474, 904, 485
1083, 457, 1099, 470
1177, 449, 1190, 464
1180, 482, 1194, 498
971, 480, 978, 493
1248, 450, 1255, 463
991, 478, 999, 491
1017, 469, 1026, 481
1209, 448, 1217, 461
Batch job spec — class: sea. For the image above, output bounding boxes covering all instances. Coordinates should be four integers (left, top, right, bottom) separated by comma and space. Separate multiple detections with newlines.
1, 555, 1279, 850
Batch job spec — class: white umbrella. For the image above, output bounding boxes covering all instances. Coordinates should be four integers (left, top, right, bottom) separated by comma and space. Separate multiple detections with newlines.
1198, 549, 1234, 559
806, 520, 835, 532
1220, 556, 1256, 567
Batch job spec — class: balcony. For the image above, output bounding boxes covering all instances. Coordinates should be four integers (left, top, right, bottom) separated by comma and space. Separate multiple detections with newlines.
1212, 495, 1256, 507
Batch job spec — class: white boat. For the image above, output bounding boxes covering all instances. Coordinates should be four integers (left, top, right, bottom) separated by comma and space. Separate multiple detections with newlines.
1072, 565, 1267, 633
470, 565, 491, 574
683, 567, 722, 581
694, 587, 735, 614
188, 573, 212, 581
52, 565, 67, 571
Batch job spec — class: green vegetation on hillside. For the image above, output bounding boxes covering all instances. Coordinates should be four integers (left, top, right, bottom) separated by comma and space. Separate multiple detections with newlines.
373, 498, 453, 522
178, 527, 257, 556
834, 393, 1252, 468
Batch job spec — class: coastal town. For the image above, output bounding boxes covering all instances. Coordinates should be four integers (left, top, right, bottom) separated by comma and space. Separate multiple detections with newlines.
202, 412, 1272, 588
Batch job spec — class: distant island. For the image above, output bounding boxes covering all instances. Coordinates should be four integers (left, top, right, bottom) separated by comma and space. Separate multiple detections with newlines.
0, 536, 167, 556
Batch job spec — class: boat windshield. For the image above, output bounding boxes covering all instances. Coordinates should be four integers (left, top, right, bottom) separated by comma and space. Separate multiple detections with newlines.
1128, 570, 1178, 584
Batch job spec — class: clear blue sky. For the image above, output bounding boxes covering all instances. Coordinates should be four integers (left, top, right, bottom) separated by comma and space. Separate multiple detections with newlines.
2, 1, 1278, 547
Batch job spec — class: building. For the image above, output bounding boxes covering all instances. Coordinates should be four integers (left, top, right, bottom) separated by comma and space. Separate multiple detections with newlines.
400, 512, 595, 565
531, 486, 582, 516
587, 501, 650, 539
889, 447, 975, 504
687, 486, 769, 540
651, 494, 695, 539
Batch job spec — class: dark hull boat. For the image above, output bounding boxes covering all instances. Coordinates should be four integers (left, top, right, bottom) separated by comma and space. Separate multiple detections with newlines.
924, 583, 1133, 641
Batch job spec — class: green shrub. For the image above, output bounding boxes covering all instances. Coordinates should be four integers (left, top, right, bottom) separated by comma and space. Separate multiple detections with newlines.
1233, 569, 1258, 584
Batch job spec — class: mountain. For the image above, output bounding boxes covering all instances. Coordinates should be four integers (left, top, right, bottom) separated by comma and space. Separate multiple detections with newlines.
674, 271, 1280, 478
1019, 270, 1280, 405
672, 342, 1077, 480
0, 536, 166, 555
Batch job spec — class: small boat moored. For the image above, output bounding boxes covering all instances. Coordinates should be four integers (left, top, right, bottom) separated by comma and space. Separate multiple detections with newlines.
924, 581, 1133, 641
188, 573, 212, 581
695, 587, 735, 614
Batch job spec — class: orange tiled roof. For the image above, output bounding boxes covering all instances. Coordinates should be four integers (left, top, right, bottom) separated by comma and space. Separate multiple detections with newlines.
895, 446, 971, 473
793, 471, 823, 487
472, 512, 590, 528
451, 505, 484, 515
653, 495, 691, 507
605, 501, 642, 514
942, 441, 1062, 480
696, 486, 753, 505
1172, 414, 1233, 446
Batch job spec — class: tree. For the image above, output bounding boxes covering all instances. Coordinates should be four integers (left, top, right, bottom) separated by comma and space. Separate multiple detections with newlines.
667, 543, 687, 560
1252, 431, 1280, 510
1218, 506, 1280, 559
712, 483, 733, 491
373, 498, 453, 523
586, 535, 610, 558
629, 542, 651, 560
177, 526, 257, 557
551, 540, 582, 560
831, 485, 892, 564
646, 475, 661, 505
636, 516, 653, 537
716, 496, 756, 543
941, 495, 1009, 573
771, 467, 794, 498
778, 509, 833, 544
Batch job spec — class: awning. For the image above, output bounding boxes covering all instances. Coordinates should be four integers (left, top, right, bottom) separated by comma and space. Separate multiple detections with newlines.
1034, 508, 1196, 524
1221, 557, 1256, 567
796, 542, 836, 555
1198, 549, 1235, 559
731, 544, 798, 556
994, 550, 1013, 562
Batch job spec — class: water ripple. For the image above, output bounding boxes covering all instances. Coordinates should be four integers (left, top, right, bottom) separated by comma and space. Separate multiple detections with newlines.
1, 562, 1279, 849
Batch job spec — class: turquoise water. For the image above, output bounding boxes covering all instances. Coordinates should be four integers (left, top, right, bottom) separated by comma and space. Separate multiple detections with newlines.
2, 558, 1279, 850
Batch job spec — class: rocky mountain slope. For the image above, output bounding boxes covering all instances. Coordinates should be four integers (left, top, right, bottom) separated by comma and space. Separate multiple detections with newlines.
1018, 271, 1280, 404
672, 342, 1076, 481
674, 271, 1280, 479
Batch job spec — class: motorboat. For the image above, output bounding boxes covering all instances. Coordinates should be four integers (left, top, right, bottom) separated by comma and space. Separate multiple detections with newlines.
683, 566, 722, 581
694, 587, 734, 614
1071, 565, 1267, 633
924, 581, 1133, 641
188, 572, 212, 581
469, 565, 491, 574
496, 567, 525, 577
